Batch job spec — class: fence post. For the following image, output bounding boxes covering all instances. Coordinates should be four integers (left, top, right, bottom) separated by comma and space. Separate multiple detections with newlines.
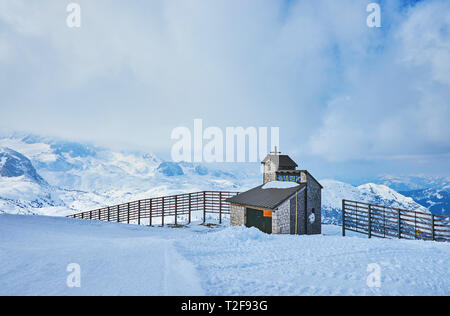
127, 203, 130, 224
342, 200, 346, 237
138, 200, 141, 226
219, 192, 222, 225
397, 210, 401, 239
203, 191, 206, 224
188, 193, 192, 224
368, 205, 372, 239
117, 205, 120, 223
175, 196, 178, 226
414, 212, 417, 239
81, 212, 84, 220
149, 199, 153, 227
432, 214, 435, 241
107, 207, 110, 222
89, 211, 92, 220
162, 197, 165, 227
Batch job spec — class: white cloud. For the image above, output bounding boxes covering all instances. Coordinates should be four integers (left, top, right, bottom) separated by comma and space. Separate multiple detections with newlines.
0, 0, 448, 168
397, 1, 450, 85
308, 0, 450, 162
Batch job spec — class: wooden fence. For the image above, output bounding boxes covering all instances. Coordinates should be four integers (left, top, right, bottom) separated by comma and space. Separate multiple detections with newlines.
67, 191, 239, 226
342, 200, 450, 242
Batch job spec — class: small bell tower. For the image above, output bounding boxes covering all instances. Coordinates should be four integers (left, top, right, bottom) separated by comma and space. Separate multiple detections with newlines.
261, 147, 298, 184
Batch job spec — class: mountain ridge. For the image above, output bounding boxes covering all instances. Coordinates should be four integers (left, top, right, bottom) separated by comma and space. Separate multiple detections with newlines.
0, 134, 443, 222
399, 188, 450, 216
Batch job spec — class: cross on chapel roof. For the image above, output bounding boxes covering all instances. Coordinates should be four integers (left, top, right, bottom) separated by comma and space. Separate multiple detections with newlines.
270, 146, 281, 155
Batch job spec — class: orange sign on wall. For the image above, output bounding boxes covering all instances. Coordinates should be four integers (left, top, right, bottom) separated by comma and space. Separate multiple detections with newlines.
263, 210, 273, 218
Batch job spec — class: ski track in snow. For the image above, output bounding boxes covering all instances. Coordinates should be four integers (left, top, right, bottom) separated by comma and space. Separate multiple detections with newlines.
0, 215, 204, 296
175, 226, 450, 296
0, 214, 448, 296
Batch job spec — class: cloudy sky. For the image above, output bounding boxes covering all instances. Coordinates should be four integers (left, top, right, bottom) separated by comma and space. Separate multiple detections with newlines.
0, 0, 449, 182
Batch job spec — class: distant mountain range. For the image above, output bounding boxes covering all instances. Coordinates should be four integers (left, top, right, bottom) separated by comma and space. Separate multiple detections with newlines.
399, 188, 450, 216
374, 174, 450, 192
373, 174, 450, 217
0, 133, 446, 223
0, 133, 260, 216
320, 179, 429, 224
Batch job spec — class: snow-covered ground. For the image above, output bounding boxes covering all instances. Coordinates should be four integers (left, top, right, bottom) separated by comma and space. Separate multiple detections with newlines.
0, 214, 204, 296
1, 214, 448, 296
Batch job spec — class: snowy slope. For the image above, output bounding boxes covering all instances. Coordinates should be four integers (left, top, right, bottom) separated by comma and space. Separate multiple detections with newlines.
0, 134, 259, 194
321, 179, 428, 224
0, 214, 448, 296
0, 214, 204, 296
375, 174, 450, 191
0, 147, 46, 184
0, 147, 66, 215
400, 188, 450, 216
358, 183, 428, 211
374, 175, 450, 216
0, 177, 64, 215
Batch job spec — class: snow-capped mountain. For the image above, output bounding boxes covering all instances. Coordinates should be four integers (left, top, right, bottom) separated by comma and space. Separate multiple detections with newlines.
374, 174, 450, 216
320, 179, 428, 224
0, 133, 260, 192
375, 174, 450, 191
0, 147, 65, 215
0, 133, 437, 222
0, 134, 261, 216
399, 188, 450, 216
0, 148, 46, 185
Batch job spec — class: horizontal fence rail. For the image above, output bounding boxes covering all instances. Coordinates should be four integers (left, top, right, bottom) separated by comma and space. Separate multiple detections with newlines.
67, 191, 239, 226
342, 200, 450, 242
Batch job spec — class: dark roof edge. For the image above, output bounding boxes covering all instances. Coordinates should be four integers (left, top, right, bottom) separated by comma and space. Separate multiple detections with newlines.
227, 183, 307, 210
230, 202, 275, 210
299, 170, 323, 189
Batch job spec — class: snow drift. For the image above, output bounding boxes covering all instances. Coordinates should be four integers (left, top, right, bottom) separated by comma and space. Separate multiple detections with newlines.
0, 214, 448, 296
